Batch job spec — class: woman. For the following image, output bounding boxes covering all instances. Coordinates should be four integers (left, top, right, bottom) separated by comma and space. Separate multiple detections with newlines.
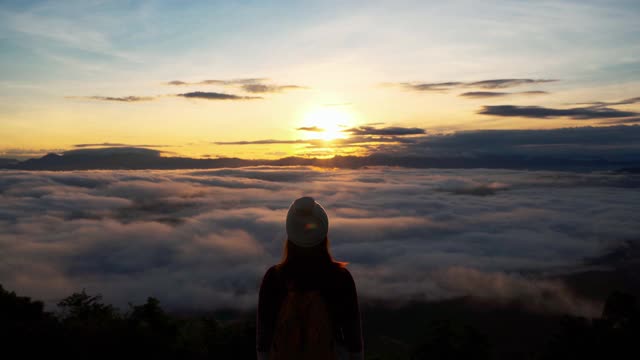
256, 197, 363, 360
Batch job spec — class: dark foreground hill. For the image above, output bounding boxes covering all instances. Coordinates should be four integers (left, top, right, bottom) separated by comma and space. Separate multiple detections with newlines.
2, 284, 638, 360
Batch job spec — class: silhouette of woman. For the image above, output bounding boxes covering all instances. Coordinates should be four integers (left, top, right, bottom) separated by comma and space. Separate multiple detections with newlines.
256, 197, 363, 360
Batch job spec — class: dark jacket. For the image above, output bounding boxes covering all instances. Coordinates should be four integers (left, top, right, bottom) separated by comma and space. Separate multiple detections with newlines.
256, 262, 363, 358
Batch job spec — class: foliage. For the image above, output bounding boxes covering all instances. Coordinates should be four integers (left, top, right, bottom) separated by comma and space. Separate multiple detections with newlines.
1, 284, 639, 359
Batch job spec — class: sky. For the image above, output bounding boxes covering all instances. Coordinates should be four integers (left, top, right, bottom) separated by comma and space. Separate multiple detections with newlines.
1, 0, 640, 159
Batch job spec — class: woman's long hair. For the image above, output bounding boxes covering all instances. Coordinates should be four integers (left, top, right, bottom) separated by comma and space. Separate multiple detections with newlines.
277, 237, 347, 270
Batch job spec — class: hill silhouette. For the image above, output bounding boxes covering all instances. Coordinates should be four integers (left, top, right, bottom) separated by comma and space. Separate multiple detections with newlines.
0, 157, 18, 167
2, 284, 639, 359
2, 146, 635, 171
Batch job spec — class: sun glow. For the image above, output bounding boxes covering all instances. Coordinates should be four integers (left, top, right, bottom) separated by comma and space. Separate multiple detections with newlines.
300, 107, 355, 141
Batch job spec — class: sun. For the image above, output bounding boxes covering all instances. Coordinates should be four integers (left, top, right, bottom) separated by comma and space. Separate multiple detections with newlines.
301, 107, 355, 141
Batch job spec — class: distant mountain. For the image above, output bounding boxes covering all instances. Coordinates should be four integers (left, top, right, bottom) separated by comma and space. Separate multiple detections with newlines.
616, 167, 640, 174
0, 158, 18, 167
10, 148, 260, 170
1, 146, 637, 171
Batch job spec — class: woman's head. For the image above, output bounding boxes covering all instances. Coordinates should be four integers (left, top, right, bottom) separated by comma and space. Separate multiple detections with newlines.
280, 197, 345, 268
285, 196, 328, 248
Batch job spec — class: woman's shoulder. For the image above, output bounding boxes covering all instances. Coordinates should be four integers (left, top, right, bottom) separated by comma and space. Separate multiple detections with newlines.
261, 264, 284, 284
331, 262, 350, 273
266, 264, 280, 273
330, 263, 356, 285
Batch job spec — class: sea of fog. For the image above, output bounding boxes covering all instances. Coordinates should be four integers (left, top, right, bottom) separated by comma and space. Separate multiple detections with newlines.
1, 167, 639, 316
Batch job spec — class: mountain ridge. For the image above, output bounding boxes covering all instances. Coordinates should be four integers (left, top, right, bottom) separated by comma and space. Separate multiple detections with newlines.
1, 146, 636, 171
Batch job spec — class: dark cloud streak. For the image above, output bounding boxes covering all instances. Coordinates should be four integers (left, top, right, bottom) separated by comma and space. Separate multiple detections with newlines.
575, 96, 640, 107
165, 78, 306, 93
165, 78, 268, 86
598, 117, 640, 125
478, 105, 638, 119
344, 126, 426, 136
214, 139, 308, 145
396, 78, 556, 92
296, 126, 324, 132
399, 81, 463, 92
176, 91, 262, 100
459, 91, 549, 98
241, 84, 307, 93
467, 79, 556, 89
73, 143, 171, 148
460, 91, 510, 98
67, 96, 155, 102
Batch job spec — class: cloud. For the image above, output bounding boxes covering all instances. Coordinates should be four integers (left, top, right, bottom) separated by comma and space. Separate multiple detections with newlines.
395, 79, 556, 92
219, 78, 269, 85
598, 117, 640, 125
67, 77, 310, 105
73, 143, 171, 148
431, 267, 600, 316
212, 133, 418, 150
343, 126, 426, 136
214, 139, 308, 145
459, 91, 548, 98
176, 91, 262, 100
165, 79, 306, 93
575, 96, 640, 107
398, 81, 463, 92
212, 136, 411, 150
520, 91, 549, 95
435, 178, 509, 196
460, 91, 510, 98
1, 167, 636, 315
296, 126, 324, 132
165, 78, 268, 86
241, 84, 307, 93
63, 147, 162, 157
66, 96, 155, 102
391, 125, 640, 164
467, 79, 556, 89
478, 105, 638, 119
